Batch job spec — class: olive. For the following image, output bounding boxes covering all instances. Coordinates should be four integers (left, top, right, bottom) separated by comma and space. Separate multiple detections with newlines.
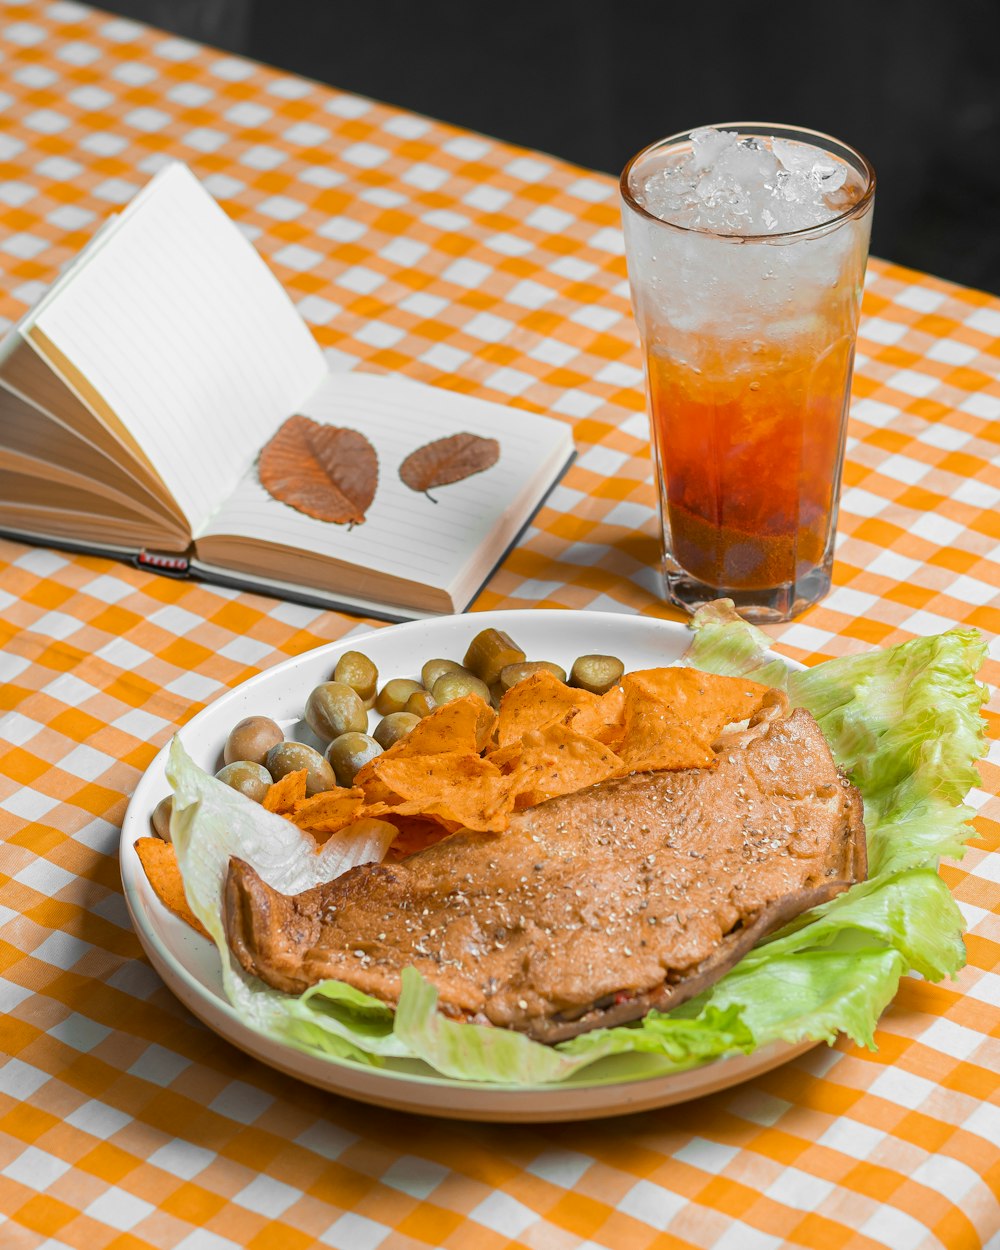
373, 711, 421, 750
265, 740, 337, 796
405, 689, 437, 718
224, 715, 283, 766
569, 654, 625, 696
420, 658, 468, 690
375, 678, 424, 716
333, 650, 378, 704
326, 731, 382, 786
215, 760, 272, 802
305, 681, 368, 741
431, 671, 491, 705
499, 660, 568, 691
463, 628, 526, 686
151, 795, 172, 841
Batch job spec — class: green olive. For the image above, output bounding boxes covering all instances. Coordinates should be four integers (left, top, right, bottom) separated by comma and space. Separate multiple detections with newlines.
326, 732, 382, 786
224, 715, 283, 766
499, 660, 568, 691
265, 740, 337, 796
569, 654, 625, 695
375, 678, 424, 716
151, 795, 172, 841
432, 671, 491, 705
420, 658, 468, 690
373, 711, 421, 749
305, 681, 368, 741
464, 628, 526, 686
333, 650, 378, 703
215, 760, 272, 802
405, 689, 437, 718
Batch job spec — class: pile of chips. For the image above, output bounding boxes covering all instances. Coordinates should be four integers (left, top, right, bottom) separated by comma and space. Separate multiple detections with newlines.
263, 668, 772, 850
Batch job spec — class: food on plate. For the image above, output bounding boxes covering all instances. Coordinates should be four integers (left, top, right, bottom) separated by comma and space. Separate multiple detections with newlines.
326, 730, 382, 786
375, 678, 424, 716
373, 711, 421, 750
305, 680, 367, 740
464, 627, 526, 686
150, 794, 173, 841
405, 689, 437, 718
224, 715, 283, 766
569, 653, 625, 695
499, 660, 567, 691
215, 760, 271, 802
135, 836, 210, 937
138, 604, 987, 1086
421, 658, 468, 690
431, 670, 491, 705
264, 740, 335, 796
226, 704, 865, 1041
332, 650, 378, 707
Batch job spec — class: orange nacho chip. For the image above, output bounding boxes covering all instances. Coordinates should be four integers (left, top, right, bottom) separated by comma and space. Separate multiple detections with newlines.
263, 768, 308, 814
496, 671, 602, 746
501, 722, 623, 809
617, 683, 718, 773
290, 786, 366, 838
626, 668, 770, 741
134, 838, 209, 939
374, 752, 513, 832
564, 683, 626, 748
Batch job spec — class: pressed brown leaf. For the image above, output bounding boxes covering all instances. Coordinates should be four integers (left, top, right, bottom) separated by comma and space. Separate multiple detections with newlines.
259, 415, 378, 525
399, 432, 500, 497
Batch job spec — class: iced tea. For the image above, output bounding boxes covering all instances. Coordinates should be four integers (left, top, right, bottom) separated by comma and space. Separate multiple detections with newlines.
621, 124, 874, 621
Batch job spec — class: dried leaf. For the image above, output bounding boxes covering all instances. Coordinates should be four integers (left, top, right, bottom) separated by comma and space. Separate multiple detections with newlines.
259, 415, 378, 524
399, 432, 499, 496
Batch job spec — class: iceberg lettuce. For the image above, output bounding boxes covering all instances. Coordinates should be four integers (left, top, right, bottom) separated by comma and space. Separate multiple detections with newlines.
162, 601, 986, 1085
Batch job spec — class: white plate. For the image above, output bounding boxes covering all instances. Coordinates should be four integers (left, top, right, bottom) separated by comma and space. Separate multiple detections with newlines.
120, 609, 815, 1122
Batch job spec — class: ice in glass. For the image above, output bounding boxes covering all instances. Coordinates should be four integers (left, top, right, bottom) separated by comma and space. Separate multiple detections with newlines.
620, 124, 875, 621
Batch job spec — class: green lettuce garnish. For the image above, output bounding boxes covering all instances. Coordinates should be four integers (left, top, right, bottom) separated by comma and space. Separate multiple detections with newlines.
164, 599, 986, 1085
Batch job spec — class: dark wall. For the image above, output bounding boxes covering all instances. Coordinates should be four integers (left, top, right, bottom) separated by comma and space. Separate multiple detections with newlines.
101, 0, 1000, 295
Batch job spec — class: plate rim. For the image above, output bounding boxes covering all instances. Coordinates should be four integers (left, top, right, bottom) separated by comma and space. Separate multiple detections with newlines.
120, 608, 813, 1115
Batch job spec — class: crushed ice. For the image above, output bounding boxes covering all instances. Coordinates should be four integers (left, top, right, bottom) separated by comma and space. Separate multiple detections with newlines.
635, 128, 856, 235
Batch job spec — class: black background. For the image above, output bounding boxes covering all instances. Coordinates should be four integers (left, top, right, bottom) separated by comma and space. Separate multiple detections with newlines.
101, 0, 1000, 295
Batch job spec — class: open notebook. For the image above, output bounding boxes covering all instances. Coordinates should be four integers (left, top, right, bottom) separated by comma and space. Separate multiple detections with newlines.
0, 162, 574, 619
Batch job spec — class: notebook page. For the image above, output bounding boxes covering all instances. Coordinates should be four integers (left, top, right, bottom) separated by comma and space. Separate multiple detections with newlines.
196, 370, 573, 592
30, 163, 325, 530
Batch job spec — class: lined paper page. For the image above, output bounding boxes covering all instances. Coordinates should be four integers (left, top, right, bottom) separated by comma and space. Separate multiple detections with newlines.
197, 370, 573, 595
31, 163, 325, 530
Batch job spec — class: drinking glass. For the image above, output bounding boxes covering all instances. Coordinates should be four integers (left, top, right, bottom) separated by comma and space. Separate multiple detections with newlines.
620, 123, 875, 621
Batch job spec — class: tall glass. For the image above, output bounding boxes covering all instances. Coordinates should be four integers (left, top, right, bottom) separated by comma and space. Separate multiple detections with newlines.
621, 123, 875, 621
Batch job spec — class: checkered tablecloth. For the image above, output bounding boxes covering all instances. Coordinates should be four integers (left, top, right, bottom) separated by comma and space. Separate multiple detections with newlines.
1, 4, 998, 1249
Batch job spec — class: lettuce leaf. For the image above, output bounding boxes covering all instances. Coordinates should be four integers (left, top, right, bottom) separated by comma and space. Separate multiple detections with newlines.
161, 606, 986, 1085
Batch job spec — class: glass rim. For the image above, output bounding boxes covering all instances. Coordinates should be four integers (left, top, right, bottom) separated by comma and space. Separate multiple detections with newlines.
619, 122, 876, 242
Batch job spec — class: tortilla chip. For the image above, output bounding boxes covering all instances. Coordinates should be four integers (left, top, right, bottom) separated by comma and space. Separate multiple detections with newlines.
134, 838, 209, 938
263, 768, 308, 814
617, 685, 718, 773
375, 752, 513, 832
385, 815, 456, 859
290, 786, 366, 838
395, 694, 497, 757
503, 722, 623, 809
496, 671, 602, 746
565, 683, 626, 748
626, 668, 770, 740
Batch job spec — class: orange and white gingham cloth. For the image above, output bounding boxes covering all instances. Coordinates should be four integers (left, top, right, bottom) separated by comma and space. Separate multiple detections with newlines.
0, 5, 998, 1249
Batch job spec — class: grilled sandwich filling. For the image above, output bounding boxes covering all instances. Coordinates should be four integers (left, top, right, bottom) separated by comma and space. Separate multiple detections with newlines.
225, 704, 866, 1042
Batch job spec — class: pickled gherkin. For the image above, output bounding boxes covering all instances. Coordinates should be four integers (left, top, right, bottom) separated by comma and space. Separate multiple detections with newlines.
463, 629, 526, 686
569, 654, 625, 695
305, 681, 368, 741
266, 741, 336, 796
333, 650, 378, 704
375, 678, 424, 716
327, 732, 382, 786
373, 711, 420, 749
432, 670, 491, 705
499, 660, 568, 691
215, 760, 272, 802
420, 658, 468, 690
224, 715, 282, 766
